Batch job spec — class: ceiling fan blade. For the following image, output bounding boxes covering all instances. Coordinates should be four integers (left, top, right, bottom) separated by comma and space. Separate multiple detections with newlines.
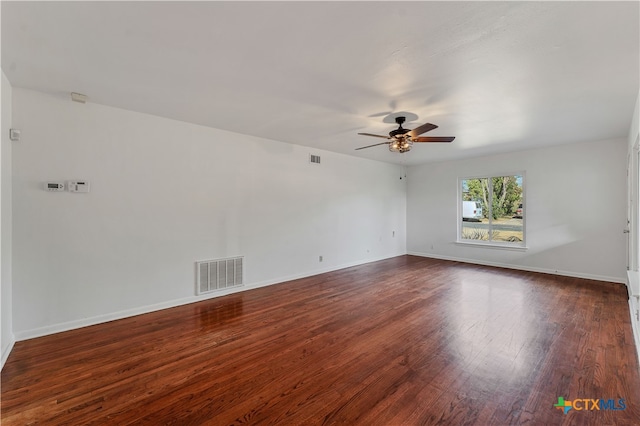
407, 122, 438, 138
413, 136, 455, 143
357, 132, 390, 139
355, 142, 390, 150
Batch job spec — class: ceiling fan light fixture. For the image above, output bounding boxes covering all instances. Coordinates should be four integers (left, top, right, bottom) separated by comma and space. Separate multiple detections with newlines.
389, 138, 412, 153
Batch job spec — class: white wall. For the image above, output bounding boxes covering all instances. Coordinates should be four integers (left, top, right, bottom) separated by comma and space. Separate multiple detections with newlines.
407, 139, 628, 282
1, 71, 14, 368
11, 88, 406, 339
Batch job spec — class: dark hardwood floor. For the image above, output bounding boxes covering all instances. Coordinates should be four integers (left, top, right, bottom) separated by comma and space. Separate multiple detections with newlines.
2, 255, 640, 425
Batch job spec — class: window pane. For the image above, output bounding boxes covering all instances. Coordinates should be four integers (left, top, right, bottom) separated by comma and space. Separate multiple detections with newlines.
489, 175, 523, 243
461, 178, 490, 241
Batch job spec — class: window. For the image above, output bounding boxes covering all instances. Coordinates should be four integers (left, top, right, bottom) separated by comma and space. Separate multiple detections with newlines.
459, 174, 525, 247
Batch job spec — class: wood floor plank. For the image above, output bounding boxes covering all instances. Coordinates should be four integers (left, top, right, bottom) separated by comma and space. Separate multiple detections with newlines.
2, 256, 640, 425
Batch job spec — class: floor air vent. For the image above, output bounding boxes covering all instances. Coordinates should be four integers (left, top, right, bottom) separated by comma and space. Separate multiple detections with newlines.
196, 256, 243, 295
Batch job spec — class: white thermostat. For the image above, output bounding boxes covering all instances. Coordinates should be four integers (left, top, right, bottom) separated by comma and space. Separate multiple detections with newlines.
67, 181, 90, 193
45, 182, 65, 192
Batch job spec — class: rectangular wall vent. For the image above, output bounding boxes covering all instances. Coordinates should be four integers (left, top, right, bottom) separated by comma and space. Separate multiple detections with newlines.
310, 154, 321, 164
196, 256, 243, 295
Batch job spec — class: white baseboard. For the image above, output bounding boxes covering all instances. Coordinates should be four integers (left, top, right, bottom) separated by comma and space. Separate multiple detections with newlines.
628, 298, 640, 368
14, 252, 404, 342
408, 251, 627, 284
627, 271, 640, 367
627, 270, 640, 297
1, 334, 15, 370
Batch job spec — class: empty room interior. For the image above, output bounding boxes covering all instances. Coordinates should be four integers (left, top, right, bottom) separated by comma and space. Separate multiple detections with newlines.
1, 2, 640, 425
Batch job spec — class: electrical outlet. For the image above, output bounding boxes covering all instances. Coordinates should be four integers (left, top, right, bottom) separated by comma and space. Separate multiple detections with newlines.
392, 231, 395, 237
319, 255, 323, 262
9, 129, 20, 141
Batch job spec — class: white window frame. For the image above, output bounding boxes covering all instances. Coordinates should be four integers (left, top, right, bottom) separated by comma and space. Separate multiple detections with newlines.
457, 172, 526, 250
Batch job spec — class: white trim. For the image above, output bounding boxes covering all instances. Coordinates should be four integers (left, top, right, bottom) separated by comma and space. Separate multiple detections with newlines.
13, 253, 403, 341
628, 270, 640, 297
631, 301, 640, 367
1, 334, 15, 370
409, 251, 626, 284
629, 297, 640, 361
626, 271, 640, 367
628, 296, 640, 368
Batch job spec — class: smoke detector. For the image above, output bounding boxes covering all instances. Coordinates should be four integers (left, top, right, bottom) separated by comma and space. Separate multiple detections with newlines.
70, 92, 88, 103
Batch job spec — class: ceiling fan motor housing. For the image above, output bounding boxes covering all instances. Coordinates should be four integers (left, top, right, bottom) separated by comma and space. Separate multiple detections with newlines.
389, 128, 410, 138
389, 117, 410, 138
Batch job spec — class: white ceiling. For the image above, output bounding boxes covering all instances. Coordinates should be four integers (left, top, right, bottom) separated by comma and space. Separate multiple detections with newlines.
2, 1, 638, 166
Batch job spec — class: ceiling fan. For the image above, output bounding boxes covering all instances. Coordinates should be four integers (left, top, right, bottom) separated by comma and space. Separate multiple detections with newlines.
356, 116, 455, 153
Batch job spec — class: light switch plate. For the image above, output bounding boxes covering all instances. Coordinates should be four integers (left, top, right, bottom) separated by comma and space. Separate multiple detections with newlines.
68, 181, 90, 193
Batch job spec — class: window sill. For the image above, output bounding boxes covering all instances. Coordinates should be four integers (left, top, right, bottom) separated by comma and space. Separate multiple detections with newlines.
455, 241, 528, 251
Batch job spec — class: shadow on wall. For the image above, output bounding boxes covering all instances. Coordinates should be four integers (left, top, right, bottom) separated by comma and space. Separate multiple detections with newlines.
519, 226, 624, 278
